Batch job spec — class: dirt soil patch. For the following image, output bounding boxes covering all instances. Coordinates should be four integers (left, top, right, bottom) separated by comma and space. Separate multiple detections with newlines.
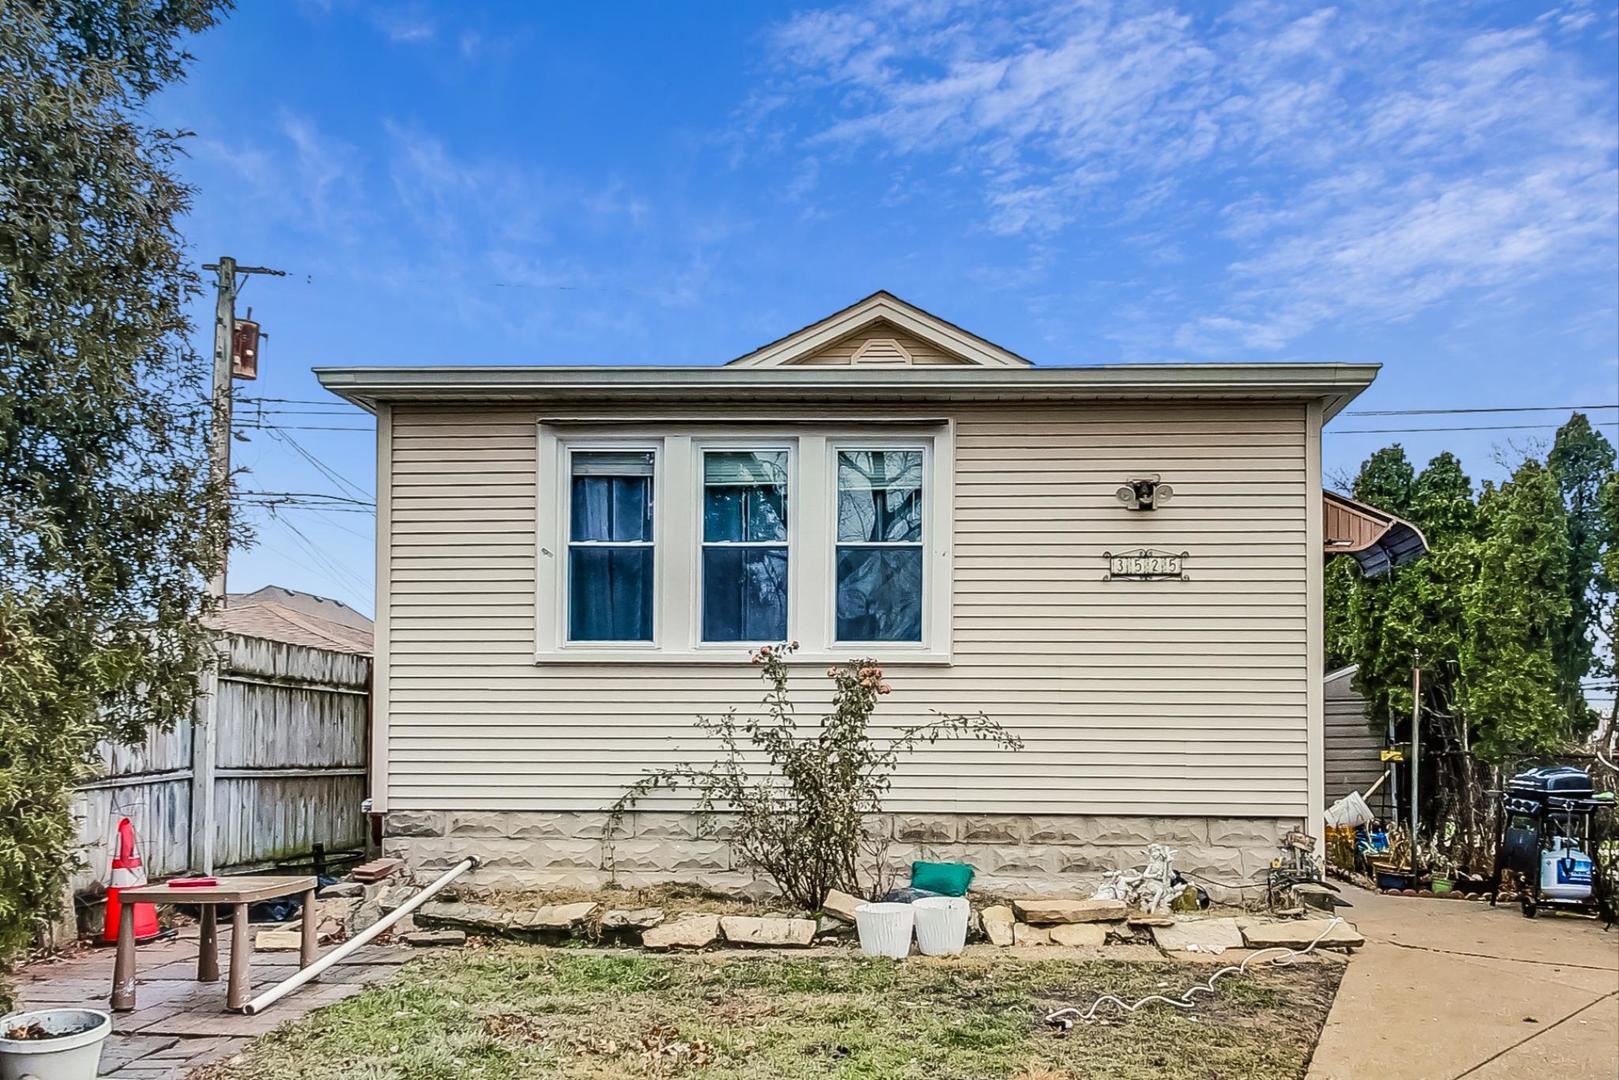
191, 947, 1343, 1079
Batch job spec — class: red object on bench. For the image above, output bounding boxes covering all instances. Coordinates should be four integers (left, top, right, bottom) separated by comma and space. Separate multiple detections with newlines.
167, 877, 220, 888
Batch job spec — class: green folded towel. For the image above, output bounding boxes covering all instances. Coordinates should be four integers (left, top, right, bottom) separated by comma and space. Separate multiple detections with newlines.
910, 861, 973, 897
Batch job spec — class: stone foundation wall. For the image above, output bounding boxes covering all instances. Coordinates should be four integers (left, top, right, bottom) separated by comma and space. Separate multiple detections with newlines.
383, 810, 1293, 895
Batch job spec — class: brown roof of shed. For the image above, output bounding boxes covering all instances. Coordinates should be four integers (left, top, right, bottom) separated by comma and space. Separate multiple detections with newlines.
208, 601, 373, 655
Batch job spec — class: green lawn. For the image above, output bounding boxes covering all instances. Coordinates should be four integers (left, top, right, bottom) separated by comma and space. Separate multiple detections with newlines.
195, 948, 1343, 1080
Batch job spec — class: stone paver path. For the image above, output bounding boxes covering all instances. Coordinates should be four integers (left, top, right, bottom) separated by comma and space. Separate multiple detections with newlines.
11, 926, 409, 1078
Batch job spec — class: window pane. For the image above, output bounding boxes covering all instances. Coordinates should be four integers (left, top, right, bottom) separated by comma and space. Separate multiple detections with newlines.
702, 547, 788, 642
837, 450, 922, 543
703, 451, 787, 542
570, 452, 653, 542
835, 547, 922, 642
569, 546, 653, 641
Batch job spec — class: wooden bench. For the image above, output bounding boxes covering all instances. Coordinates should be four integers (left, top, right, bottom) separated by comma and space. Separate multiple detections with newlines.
111, 875, 318, 1012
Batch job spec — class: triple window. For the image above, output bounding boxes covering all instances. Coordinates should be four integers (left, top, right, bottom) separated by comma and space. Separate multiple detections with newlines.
545, 430, 947, 660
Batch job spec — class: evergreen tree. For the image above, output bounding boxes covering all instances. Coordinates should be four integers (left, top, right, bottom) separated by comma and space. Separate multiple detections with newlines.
1, 0, 230, 974
1462, 460, 1572, 759
1547, 413, 1616, 732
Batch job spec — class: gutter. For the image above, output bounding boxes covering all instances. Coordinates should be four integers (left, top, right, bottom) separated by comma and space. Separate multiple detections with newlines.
314, 362, 1380, 419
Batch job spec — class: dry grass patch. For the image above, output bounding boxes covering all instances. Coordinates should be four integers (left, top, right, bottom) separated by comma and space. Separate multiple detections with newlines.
194, 947, 1342, 1080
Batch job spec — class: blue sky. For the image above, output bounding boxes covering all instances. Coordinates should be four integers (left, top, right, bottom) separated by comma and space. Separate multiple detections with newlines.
153, 1, 1619, 617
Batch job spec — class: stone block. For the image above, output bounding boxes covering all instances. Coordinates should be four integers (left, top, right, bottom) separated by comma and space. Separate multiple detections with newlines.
1022, 816, 1090, 845
1051, 846, 1121, 876
632, 813, 699, 839
1206, 818, 1284, 849
1013, 898, 1126, 924
1012, 923, 1051, 946
402, 929, 466, 947
893, 814, 957, 844
445, 811, 511, 838
720, 916, 816, 947
350, 898, 385, 934
1049, 924, 1107, 947
821, 889, 863, 923
1151, 917, 1244, 953
642, 913, 721, 950
1082, 816, 1210, 848
385, 810, 446, 838
1174, 845, 1248, 884
321, 882, 364, 898
530, 839, 602, 871
416, 901, 513, 934
980, 906, 1014, 946
606, 839, 729, 874
958, 815, 1028, 844
493, 812, 613, 841
255, 928, 302, 951
513, 901, 597, 932
956, 844, 1060, 877
375, 884, 417, 913
1241, 920, 1363, 951
601, 908, 664, 931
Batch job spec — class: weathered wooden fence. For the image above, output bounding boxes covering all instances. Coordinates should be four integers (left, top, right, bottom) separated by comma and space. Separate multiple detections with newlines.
69, 634, 369, 896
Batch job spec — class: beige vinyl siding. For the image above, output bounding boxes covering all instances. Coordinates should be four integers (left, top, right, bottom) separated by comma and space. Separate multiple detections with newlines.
384, 403, 1311, 819
795, 325, 968, 365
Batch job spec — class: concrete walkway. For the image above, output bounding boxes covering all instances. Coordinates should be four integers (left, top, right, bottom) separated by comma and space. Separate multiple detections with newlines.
10, 926, 410, 1078
1309, 887, 1618, 1079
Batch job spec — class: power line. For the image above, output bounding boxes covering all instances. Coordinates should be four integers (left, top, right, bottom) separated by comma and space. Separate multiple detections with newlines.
263, 424, 373, 500
1346, 404, 1617, 416
236, 490, 374, 505
261, 510, 373, 600
1329, 422, 1617, 434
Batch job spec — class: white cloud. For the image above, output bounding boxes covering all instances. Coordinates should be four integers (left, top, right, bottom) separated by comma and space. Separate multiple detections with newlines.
761, 0, 1619, 352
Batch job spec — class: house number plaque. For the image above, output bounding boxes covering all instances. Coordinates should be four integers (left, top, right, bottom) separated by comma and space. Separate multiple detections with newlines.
1104, 548, 1189, 581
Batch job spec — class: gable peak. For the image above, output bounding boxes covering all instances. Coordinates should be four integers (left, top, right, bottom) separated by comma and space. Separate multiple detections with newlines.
729, 292, 1031, 369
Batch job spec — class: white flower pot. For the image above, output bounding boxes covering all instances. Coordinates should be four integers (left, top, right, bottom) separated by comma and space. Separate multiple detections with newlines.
912, 896, 970, 956
0, 1009, 111, 1080
854, 902, 914, 959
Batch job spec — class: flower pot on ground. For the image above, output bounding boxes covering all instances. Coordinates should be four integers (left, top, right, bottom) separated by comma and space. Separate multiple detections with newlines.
0, 1009, 111, 1080
854, 902, 913, 959
912, 897, 969, 956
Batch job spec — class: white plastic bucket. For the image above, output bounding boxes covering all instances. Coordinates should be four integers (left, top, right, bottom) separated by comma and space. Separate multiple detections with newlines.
854, 902, 914, 959
0, 1008, 111, 1080
912, 896, 970, 956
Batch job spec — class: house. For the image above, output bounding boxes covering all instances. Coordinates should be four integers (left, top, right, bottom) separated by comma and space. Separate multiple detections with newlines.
1324, 665, 1393, 818
316, 292, 1379, 892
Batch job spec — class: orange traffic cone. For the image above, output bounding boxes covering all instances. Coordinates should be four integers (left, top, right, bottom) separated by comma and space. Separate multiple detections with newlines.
101, 817, 160, 944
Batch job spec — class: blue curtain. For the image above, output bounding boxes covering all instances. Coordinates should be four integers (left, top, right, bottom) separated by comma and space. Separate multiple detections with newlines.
569, 456, 654, 641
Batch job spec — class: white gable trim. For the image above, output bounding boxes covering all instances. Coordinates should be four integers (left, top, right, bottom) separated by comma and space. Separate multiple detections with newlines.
729, 292, 1032, 369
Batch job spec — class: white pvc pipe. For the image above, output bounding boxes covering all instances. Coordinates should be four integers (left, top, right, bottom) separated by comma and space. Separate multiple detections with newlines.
243, 857, 477, 1015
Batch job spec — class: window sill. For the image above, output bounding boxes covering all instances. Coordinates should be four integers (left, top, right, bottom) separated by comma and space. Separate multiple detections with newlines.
533, 648, 953, 667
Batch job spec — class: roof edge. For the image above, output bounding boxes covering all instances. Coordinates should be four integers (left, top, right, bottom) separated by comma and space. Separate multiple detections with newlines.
316, 361, 1381, 414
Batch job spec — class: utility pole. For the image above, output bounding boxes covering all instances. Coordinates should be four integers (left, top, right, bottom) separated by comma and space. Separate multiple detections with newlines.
192, 256, 284, 874
1410, 652, 1422, 871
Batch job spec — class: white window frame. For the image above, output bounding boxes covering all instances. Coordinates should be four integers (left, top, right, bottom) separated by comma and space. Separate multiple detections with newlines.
538, 434, 667, 656
829, 440, 933, 651
692, 439, 796, 650
535, 421, 952, 664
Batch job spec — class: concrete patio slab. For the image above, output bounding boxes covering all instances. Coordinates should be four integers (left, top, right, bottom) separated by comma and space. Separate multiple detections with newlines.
1307, 886, 1617, 1080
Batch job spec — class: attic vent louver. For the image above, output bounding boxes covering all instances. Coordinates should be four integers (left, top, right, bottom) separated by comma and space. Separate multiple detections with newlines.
850, 337, 914, 366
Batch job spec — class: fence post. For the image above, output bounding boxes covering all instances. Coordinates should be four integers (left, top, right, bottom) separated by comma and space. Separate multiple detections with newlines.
191, 649, 221, 874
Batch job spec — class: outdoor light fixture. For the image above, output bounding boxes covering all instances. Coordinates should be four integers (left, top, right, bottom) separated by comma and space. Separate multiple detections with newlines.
1115, 475, 1174, 511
